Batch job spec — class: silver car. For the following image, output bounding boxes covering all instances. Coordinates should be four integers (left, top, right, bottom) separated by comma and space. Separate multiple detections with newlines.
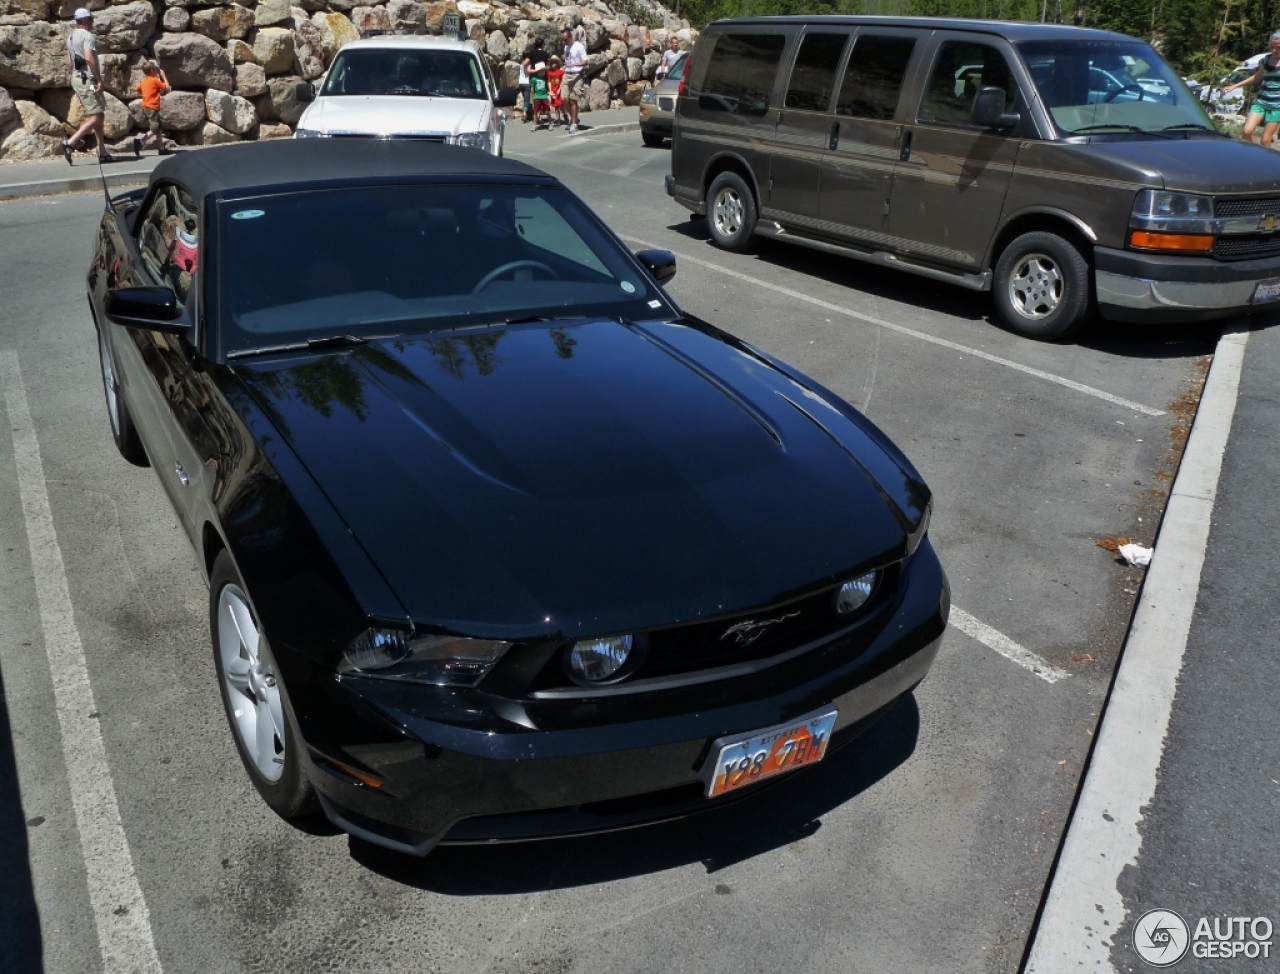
639, 52, 688, 146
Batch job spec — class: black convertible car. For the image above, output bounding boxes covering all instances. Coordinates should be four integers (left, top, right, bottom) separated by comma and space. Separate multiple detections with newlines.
88, 140, 948, 855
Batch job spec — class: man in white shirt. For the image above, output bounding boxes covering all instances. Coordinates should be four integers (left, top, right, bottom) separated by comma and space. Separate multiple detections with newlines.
656, 36, 682, 80
561, 26, 588, 132
63, 8, 115, 163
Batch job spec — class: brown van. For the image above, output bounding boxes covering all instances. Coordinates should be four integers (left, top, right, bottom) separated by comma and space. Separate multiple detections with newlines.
666, 17, 1280, 339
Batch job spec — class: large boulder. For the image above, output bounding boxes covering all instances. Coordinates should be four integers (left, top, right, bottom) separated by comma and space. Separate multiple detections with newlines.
624, 23, 646, 57
92, 1, 156, 53
265, 74, 306, 124
99, 50, 145, 100
158, 89, 206, 129
15, 98, 62, 136
550, 4, 579, 28
153, 32, 235, 91
0, 125, 62, 160
587, 75, 607, 110
625, 55, 641, 81
582, 20, 605, 52
0, 86, 17, 128
465, 18, 484, 42
57, 88, 134, 138
484, 29, 507, 60
510, 18, 557, 57
293, 17, 324, 78
205, 88, 258, 133
234, 61, 267, 95
162, 6, 190, 30
641, 48, 659, 79
311, 11, 356, 63
257, 120, 291, 138
227, 38, 255, 63
1, 0, 52, 26
387, 0, 425, 28
498, 59, 519, 87
455, 0, 486, 16
421, 0, 456, 29
0, 23, 71, 90
251, 26, 294, 75
604, 56, 623, 87
200, 120, 238, 143
192, 4, 255, 42
348, 5, 388, 34
254, 0, 291, 27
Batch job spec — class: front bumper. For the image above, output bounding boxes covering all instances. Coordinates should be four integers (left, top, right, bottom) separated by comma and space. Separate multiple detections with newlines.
1095, 246, 1280, 322
297, 541, 948, 856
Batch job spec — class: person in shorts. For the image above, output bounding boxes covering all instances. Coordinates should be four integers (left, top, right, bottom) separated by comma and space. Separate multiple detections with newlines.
1223, 31, 1280, 147
62, 9, 115, 163
133, 61, 172, 156
547, 55, 566, 127
561, 26, 588, 132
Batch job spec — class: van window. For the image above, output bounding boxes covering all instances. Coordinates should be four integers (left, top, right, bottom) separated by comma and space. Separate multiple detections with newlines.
918, 41, 1019, 126
836, 34, 917, 120
784, 33, 849, 112
700, 33, 786, 116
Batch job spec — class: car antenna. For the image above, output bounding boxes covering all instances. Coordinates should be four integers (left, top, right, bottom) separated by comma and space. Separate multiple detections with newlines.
97, 152, 115, 214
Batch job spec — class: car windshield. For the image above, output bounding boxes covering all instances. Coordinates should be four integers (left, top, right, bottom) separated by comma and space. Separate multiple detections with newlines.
1017, 39, 1214, 136
215, 183, 673, 356
320, 48, 487, 99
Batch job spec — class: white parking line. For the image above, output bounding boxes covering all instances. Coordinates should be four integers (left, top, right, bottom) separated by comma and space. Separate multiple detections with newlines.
1024, 326, 1249, 972
0, 351, 164, 974
949, 607, 1070, 684
633, 239, 1166, 418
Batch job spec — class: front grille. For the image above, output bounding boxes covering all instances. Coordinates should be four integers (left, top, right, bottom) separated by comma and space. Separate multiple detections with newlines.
1214, 195, 1280, 218
327, 132, 449, 142
1213, 234, 1280, 259
658, 96, 675, 112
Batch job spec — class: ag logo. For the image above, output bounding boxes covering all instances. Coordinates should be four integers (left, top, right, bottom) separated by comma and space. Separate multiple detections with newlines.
1134, 909, 1190, 967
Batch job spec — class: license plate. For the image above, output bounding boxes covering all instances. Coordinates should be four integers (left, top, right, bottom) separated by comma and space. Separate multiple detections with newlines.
705, 708, 837, 798
1253, 280, 1280, 304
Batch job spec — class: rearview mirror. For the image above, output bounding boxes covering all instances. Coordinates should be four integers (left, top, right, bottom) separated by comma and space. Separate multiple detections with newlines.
295, 82, 316, 103
104, 286, 189, 334
496, 85, 518, 108
971, 86, 1020, 129
635, 249, 677, 284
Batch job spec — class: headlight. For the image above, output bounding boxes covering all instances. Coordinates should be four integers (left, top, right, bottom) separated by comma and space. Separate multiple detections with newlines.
641, 89, 656, 104
294, 127, 326, 139
566, 634, 637, 685
338, 627, 511, 687
1129, 189, 1214, 232
454, 131, 490, 151
834, 571, 878, 615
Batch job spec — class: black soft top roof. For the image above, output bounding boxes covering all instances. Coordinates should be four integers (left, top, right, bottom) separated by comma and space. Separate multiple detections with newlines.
149, 138, 551, 201
704, 15, 1134, 44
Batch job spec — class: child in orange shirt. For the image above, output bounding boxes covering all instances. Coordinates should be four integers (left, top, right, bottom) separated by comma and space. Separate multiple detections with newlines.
547, 56, 566, 128
134, 61, 171, 156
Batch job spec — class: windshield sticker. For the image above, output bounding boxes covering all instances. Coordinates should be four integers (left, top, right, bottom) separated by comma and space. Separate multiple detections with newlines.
648, 299, 662, 308
620, 280, 636, 293
231, 209, 265, 220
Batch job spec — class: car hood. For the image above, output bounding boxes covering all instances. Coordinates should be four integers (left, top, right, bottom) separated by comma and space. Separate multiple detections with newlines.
298, 95, 489, 137
231, 319, 920, 638
1083, 135, 1280, 194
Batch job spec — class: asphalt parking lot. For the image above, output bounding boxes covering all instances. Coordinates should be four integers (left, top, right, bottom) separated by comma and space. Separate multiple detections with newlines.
0, 125, 1224, 973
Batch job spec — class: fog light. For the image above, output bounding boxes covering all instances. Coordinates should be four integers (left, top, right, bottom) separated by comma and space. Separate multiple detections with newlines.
567, 634, 633, 684
835, 572, 878, 615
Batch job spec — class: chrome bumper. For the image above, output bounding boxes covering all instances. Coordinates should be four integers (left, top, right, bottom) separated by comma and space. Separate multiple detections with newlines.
1095, 270, 1268, 311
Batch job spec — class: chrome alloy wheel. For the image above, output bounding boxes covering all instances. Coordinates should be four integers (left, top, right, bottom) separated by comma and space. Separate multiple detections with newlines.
1008, 253, 1063, 320
98, 329, 120, 436
217, 584, 285, 782
713, 186, 744, 238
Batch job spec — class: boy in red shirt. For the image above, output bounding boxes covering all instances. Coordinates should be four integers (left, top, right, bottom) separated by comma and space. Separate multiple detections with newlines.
134, 61, 172, 156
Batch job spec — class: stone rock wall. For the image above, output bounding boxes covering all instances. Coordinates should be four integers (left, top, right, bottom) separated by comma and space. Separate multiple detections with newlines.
0, 0, 692, 160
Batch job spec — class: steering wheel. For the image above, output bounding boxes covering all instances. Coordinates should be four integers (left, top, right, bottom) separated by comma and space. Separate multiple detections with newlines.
472, 260, 559, 293
1103, 82, 1146, 103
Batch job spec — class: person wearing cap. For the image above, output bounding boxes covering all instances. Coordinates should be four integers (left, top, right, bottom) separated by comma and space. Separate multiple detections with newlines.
1222, 31, 1280, 148
62, 8, 116, 163
561, 26, 587, 133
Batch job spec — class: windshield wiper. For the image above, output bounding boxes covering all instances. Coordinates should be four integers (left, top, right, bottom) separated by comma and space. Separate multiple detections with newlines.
1161, 123, 1214, 131
503, 314, 588, 325
1069, 123, 1146, 134
227, 334, 392, 360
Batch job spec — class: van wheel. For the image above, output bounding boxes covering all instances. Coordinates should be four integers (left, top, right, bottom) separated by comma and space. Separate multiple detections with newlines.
706, 172, 756, 252
641, 131, 664, 147
993, 231, 1091, 340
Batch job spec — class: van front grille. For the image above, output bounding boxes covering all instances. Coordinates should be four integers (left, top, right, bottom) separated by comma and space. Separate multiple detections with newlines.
1212, 234, 1280, 259
1213, 195, 1280, 218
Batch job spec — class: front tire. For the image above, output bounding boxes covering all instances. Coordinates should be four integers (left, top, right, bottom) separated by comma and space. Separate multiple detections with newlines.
641, 130, 664, 147
210, 550, 317, 820
706, 171, 757, 252
97, 326, 148, 466
993, 231, 1092, 340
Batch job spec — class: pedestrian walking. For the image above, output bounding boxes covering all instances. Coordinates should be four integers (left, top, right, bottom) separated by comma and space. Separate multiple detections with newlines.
561, 26, 588, 132
133, 61, 172, 156
656, 35, 682, 80
1222, 31, 1280, 148
61, 8, 116, 163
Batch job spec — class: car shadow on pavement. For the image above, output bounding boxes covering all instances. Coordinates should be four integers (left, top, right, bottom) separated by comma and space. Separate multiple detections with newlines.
349, 693, 919, 895
0, 668, 43, 974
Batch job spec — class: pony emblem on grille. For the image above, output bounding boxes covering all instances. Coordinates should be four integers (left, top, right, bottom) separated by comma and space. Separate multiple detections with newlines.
721, 610, 801, 647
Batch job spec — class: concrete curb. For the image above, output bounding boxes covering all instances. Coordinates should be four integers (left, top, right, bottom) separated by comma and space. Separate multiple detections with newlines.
0, 168, 153, 202
1023, 325, 1251, 972
562, 120, 641, 139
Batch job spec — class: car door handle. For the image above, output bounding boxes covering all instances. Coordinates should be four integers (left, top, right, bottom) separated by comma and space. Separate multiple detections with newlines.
899, 130, 913, 162
828, 121, 840, 151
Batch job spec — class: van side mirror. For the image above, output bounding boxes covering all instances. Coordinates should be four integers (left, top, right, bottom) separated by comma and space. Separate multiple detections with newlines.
296, 82, 316, 103
635, 249, 677, 284
971, 86, 1019, 129
104, 286, 189, 334
496, 85, 518, 108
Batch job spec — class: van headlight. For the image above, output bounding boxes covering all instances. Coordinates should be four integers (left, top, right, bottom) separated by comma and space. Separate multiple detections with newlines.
1129, 189, 1215, 233
454, 131, 491, 151
338, 627, 511, 687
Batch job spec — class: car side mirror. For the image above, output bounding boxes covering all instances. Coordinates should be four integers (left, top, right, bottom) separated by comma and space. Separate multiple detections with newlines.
104, 286, 189, 334
971, 86, 1019, 129
635, 249, 677, 284
296, 82, 316, 103
496, 85, 518, 108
